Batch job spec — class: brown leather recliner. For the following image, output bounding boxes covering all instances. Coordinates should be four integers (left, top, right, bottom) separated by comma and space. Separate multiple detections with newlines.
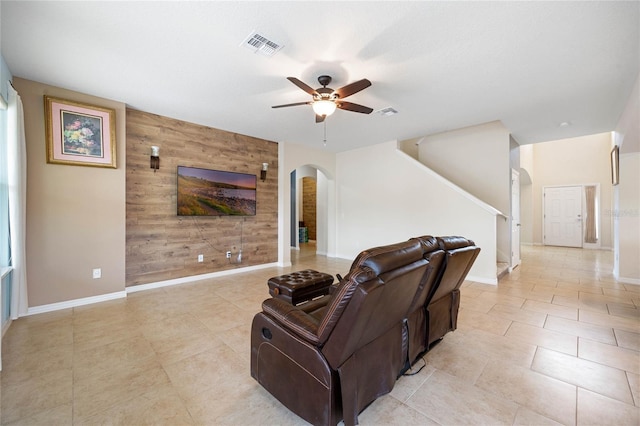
251, 236, 481, 425
425, 236, 481, 348
404, 236, 446, 366
251, 239, 431, 426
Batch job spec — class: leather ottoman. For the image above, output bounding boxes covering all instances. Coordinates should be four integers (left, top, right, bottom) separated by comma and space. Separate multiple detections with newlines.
267, 269, 334, 305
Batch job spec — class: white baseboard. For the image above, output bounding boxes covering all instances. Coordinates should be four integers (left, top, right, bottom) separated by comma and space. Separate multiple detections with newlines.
529, 243, 612, 251
467, 275, 498, 285
126, 262, 280, 293
27, 291, 127, 316
23, 262, 282, 316
334, 254, 353, 261
617, 276, 640, 285
582, 245, 612, 251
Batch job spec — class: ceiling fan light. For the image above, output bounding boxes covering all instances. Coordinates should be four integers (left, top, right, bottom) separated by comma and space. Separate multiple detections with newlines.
312, 100, 337, 116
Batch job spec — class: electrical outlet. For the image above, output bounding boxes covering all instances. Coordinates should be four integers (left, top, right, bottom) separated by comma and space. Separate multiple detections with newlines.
92, 268, 101, 279
226, 251, 231, 259
198, 254, 203, 263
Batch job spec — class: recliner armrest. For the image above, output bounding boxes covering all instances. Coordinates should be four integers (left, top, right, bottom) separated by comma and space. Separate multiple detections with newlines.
299, 294, 332, 313
262, 297, 322, 345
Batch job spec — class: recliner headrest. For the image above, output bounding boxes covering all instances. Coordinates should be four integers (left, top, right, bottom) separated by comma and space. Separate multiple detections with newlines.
437, 236, 475, 250
411, 235, 439, 252
350, 239, 424, 277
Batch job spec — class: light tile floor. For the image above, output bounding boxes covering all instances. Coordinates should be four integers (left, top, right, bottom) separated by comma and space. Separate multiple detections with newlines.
1, 244, 639, 425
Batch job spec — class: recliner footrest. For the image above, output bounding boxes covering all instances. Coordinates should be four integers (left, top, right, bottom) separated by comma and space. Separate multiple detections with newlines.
268, 269, 334, 305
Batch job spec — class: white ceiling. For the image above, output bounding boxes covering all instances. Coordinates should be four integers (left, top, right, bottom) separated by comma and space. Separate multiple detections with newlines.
1, 1, 638, 152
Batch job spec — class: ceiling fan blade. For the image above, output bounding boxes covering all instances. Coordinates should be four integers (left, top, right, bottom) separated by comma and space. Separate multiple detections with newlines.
334, 79, 372, 98
287, 77, 318, 95
316, 114, 326, 123
337, 101, 374, 114
271, 101, 312, 109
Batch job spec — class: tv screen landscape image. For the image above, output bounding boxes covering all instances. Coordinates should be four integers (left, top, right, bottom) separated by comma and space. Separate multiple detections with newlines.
177, 166, 257, 216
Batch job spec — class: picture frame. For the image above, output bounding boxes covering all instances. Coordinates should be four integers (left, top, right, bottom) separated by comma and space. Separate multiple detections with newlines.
610, 145, 619, 186
44, 96, 117, 168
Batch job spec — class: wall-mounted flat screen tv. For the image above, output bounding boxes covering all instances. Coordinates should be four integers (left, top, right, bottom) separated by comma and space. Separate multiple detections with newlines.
177, 166, 256, 216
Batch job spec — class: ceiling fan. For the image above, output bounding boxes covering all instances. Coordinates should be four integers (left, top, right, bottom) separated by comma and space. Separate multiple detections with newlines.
272, 75, 373, 123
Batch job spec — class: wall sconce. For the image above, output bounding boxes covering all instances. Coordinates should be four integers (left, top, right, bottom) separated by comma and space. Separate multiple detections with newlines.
150, 146, 160, 172
260, 162, 268, 181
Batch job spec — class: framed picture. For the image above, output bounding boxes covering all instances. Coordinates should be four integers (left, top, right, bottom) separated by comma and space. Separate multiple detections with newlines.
610, 145, 619, 186
44, 96, 117, 168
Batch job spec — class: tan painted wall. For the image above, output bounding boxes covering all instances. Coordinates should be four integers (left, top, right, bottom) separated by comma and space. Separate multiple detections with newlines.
14, 77, 126, 307
531, 133, 613, 248
417, 121, 511, 214
126, 109, 278, 286
336, 141, 499, 283
416, 120, 512, 262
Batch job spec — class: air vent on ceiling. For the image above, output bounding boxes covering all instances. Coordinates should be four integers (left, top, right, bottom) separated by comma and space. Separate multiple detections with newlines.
242, 31, 283, 57
377, 107, 399, 116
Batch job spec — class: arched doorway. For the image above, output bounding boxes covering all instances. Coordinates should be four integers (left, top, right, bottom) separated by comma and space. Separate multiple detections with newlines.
289, 165, 331, 257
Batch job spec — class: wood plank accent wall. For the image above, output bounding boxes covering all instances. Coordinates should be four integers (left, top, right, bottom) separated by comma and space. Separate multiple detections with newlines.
126, 109, 278, 286
302, 177, 317, 241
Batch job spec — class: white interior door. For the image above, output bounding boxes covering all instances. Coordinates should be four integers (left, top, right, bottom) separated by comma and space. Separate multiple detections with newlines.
511, 169, 521, 268
544, 186, 583, 247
